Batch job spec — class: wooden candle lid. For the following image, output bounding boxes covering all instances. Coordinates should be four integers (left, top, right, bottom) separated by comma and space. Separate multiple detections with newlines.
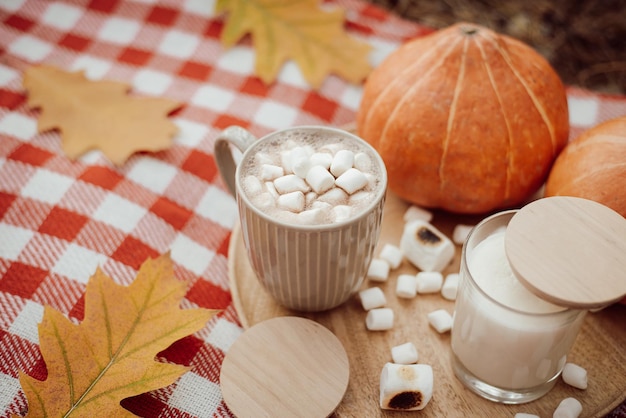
220, 316, 350, 417
505, 196, 626, 309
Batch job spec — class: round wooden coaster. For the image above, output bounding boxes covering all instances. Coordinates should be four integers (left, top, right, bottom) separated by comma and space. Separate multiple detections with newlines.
220, 316, 350, 418
505, 196, 626, 309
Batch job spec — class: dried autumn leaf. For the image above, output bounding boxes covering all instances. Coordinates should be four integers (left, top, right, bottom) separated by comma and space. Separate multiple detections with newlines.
17, 254, 217, 417
23, 65, 182, 165
216, 0, 373, 88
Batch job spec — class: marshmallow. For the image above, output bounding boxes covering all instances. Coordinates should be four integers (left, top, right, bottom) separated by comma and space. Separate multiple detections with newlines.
292, 154, 311, 178
332, 205, 352, 222
515, 414, 540, 418
277, 191, 305, 212
305, 165, 335, 194
311, 200, 332, 211
366, 308, 394, 331
391, 342, 419, 364
562, 363, 587, 390
260, 164, 284, 181
264, 181, 279, 199
427, 309, 453, 333
251, 192, 275, 210
254, 152, 273, 165
353, 152, 372, 171
321, 142, 343, 154
441, 273, 460, 301
305, 191, 317, 205
297, 208, 324, 225
289, 146, 309, 168
364, 172, 377, 188
379, 244, 403, 269
380, 363, 433, 411
367, 259, 390, 282
330, 149, 354, 177
400, 220, 455, 272
318, 187, 348, 205
309, 152, 333, 169
396, 274, 418, 299
416, 271, 443, 294
335, 168, 368, 194
280, 149, 294, 173
359, 287, 386, 311
452, 223, 474, 245
553, 397, 582, 418
274, 174, 309, 194
403, 205, 433, 223
243, 175, 263, 195
350, 190, 372, 203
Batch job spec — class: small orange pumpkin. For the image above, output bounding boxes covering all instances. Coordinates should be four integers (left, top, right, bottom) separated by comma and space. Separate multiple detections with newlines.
357, 22, 569, 214
545, 116, 626, 218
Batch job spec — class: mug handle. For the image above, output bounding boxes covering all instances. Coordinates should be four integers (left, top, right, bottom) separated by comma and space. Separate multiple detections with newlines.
214, 126, 258, 196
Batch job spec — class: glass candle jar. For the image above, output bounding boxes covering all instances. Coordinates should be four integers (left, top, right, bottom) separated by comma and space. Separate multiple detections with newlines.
450, 210, 587, 404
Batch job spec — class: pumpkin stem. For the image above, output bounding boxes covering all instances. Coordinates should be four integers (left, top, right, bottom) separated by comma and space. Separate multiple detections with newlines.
460, 25, 479, 36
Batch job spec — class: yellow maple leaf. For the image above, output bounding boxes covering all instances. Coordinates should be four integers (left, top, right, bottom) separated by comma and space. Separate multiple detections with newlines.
23, 65, 182, 165
16, 254, 217, 417
216, 0, 373, 88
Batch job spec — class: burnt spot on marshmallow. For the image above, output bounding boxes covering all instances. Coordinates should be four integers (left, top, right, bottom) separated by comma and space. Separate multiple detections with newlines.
389, 391, 422, 410
416, 227, 441, 245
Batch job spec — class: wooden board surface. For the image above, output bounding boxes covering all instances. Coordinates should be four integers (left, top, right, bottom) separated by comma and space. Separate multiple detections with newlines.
228, 190, 626, 418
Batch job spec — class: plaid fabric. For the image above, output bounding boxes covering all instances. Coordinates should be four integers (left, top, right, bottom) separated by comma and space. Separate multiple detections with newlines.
0, 1, 624, 417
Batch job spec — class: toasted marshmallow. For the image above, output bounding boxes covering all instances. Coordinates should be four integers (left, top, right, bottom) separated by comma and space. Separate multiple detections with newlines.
380, 363, 433, 411
400, 220, 454, 272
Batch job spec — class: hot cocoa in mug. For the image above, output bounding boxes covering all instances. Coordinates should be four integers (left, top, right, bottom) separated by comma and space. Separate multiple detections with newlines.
215, 125, 387, 312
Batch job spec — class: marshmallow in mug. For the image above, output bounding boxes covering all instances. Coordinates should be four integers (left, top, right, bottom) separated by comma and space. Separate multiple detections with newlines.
241, 136, 382, 225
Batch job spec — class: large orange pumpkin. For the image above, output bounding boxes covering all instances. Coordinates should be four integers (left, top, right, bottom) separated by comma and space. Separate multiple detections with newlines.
357, 22, 569, 214
545, 116, 626, 218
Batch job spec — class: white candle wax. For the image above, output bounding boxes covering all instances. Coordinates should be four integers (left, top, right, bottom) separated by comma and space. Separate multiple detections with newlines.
470, 232, 561, 314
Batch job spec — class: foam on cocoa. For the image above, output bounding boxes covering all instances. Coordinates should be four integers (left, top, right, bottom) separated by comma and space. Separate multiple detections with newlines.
239, 130, 383, 225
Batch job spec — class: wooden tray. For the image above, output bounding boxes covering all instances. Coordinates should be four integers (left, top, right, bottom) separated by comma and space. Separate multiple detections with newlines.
228, 190, 626, 418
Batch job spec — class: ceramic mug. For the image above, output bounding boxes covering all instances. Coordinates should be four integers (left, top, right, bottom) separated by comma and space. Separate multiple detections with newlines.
214, 125, 387, 312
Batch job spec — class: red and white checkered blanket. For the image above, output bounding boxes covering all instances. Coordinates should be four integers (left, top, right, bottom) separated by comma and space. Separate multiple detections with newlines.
1, 1, 625, 417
